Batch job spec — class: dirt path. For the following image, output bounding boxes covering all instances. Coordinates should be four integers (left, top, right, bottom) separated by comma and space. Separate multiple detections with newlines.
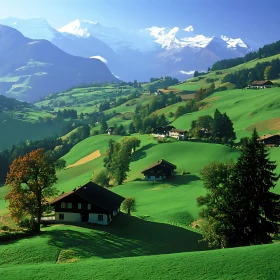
67, 150, 101, 168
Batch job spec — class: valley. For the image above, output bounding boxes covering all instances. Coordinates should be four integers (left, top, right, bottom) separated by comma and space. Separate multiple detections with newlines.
1, 7, 280, 280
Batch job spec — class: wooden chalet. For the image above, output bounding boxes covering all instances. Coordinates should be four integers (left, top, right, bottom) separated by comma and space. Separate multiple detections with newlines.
106, 126, 115, 135
169, 129, 188, 140
141, 159, 176, 181
50, 182, 125, 225
152, 125, 175, 138
250, 80, 273, 89
257, 134, 280, 146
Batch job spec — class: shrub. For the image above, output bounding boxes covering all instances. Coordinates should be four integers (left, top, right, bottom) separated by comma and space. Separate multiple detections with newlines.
121, 197, 136, 215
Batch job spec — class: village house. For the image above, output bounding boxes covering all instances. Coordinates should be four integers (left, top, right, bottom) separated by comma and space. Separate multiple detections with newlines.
169, 129, 188, 140
257, 134, 280, 146
249, 80, 273, 89
50, 182, 125, 225
152, 125, 175, 138
106, 126, 115, 135
141, 159, 176, 181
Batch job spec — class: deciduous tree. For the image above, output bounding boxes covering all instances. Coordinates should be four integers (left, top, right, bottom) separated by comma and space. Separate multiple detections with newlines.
5, 149, 58, 232
121, 197, 136, 215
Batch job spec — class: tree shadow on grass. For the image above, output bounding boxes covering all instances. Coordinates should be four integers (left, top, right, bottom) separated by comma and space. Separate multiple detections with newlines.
130, 143, 157, 162
45, 213, 207, 260
166, 174, 201, 186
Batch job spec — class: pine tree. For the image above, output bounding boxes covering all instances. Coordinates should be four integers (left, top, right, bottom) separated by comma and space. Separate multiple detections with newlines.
100, 117, 108, 134
198, 129, 280, 248
231, 129, 280, 245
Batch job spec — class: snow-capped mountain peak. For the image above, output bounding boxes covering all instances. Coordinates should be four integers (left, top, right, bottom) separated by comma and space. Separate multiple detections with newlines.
221, 35, 249, 49
58, 19, 101, 37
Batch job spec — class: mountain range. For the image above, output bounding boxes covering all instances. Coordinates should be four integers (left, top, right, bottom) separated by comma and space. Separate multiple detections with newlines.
0, 24, 117, 102
0, 17, 254, 82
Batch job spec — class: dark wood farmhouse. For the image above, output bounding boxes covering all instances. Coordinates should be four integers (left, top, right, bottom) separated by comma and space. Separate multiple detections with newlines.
106, 126, 115, 135
141, 159, 176, 181
169, 129, 188, 140
152, 125, 175, 138
250, 80, 273, 89
50, 182, 125, 225
257, 134, 280, 146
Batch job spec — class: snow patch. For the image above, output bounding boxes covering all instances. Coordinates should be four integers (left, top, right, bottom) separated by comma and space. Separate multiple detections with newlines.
90, 55, 108, 64
179, 70, 195, 75
221, 35, 248, 49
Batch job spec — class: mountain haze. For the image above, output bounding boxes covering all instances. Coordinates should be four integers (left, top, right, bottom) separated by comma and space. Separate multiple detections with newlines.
0, 17, 253, 81
0, 24, 118, 102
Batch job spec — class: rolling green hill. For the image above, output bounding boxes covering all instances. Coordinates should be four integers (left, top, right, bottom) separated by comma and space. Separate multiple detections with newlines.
1, 234, 279, 280
173, 53, 280, 92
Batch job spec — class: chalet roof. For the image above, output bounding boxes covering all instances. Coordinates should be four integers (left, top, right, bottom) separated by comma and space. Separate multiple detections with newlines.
50, 181, 125, 212
257, 134, 280, 141
141, 159, 177, 173
170, 129, 187, 133
251, 80, 273, 86
152, 125, 176, 132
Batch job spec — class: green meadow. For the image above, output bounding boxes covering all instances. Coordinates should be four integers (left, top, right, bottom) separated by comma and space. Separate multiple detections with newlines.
172, 87, 280, 139
2, 72, 280, 278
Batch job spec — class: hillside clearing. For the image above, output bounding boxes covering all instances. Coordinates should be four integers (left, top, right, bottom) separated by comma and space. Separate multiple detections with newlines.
67, 150, 101, 168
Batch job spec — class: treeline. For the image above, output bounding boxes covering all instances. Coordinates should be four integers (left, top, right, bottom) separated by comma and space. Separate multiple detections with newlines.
0, 124, 91, 182
222, 58, 280, 88
0, 95, 31, 111
189, 109, 236, 143
56, 109, 78, 119
211, 39, 280, 71
148, 76, 179, 92
172, 84, 215, 120
130, 93, 181, 133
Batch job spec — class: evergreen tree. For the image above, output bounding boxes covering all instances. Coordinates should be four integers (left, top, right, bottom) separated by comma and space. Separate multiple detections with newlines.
212, 109, 223, 139
198, 129, 280, 248
231, 129, 280, 245
128, 122, 135, 134
100, 117, 108, 134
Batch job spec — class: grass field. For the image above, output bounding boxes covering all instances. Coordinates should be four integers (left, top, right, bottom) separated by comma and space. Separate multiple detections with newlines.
1, 240, 279, 280
172, 87, 280, 140
2, 75, 280, 278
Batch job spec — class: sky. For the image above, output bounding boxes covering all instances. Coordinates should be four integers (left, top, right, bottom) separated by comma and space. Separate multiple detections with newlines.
1, 0, 280, 47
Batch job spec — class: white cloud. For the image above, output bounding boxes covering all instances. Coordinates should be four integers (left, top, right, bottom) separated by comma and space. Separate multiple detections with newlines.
183, 25, 194, 32
179, 70, 195, 75
90, 55, 108, 64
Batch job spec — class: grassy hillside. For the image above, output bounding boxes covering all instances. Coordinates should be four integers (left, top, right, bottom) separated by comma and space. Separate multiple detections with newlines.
1, 240, 279, 280
172, 87, 280, 140
173, 53, 280, 92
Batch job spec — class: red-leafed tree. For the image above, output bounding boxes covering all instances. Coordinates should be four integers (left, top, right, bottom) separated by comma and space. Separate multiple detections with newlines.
5, 148, 58, 232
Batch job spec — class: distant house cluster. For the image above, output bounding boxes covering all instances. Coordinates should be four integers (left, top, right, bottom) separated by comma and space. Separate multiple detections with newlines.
152, 126, 187, 140
247, 80, 273, 89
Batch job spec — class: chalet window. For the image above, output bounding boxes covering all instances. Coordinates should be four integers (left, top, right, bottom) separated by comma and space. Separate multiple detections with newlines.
59, 214, 64, 220
78, 203, 82, 210
61, 202, 66, 208
98, 214, 103, 221
67, 202, 72, 209
87, 204, 91, 210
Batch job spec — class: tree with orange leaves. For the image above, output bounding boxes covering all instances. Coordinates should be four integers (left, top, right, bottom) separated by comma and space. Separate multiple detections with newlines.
5, 148, 58, 232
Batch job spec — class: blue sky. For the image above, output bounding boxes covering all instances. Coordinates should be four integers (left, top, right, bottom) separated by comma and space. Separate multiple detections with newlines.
1, 0, 280, 46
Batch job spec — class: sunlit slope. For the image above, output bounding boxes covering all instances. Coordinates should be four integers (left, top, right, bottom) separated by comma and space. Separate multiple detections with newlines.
1, 242, 279, 280
172, 53, 280, 92
54, 135, 239, 226
172, 87, 280, 139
